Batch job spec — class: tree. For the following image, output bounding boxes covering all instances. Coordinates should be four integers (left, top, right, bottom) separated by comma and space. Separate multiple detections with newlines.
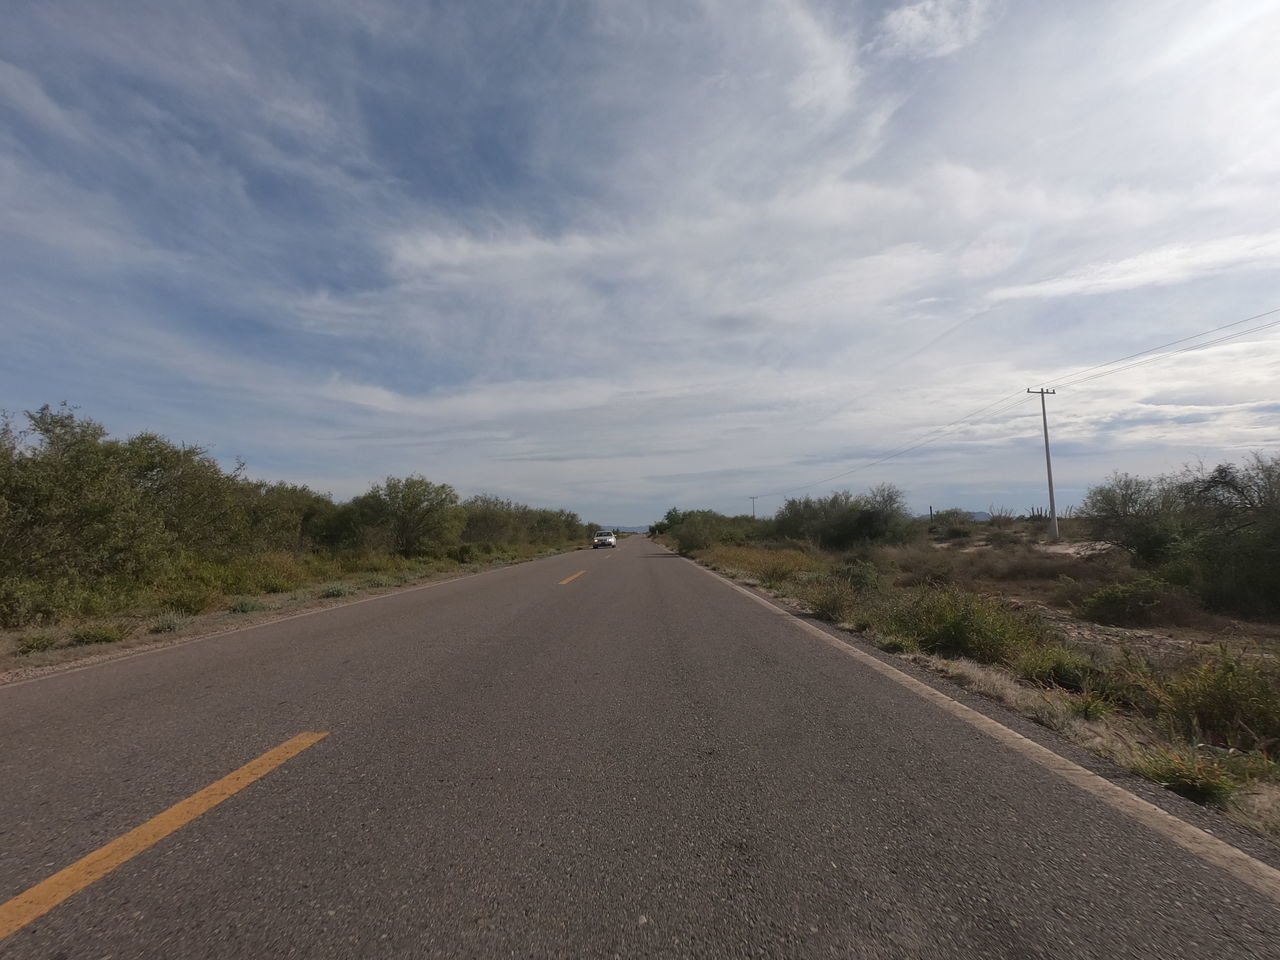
369, 475, 464, 556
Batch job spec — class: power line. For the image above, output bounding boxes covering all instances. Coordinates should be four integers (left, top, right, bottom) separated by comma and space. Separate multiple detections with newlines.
756, 303, 1280, 501
1036, 305, 1280, 390
1051, 314, 1280, 390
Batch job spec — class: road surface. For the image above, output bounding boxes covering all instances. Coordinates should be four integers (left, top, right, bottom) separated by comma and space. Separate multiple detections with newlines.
2, 536, 1279, 958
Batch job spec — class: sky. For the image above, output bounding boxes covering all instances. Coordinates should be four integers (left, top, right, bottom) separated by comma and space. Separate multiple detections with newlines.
2, 0, 1278, 525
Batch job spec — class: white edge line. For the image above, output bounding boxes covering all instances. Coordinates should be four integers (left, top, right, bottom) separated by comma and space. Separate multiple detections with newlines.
681, 551, 1280, 904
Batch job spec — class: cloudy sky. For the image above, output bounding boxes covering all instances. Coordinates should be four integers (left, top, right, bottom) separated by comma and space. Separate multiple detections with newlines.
3, 0, 1278, 524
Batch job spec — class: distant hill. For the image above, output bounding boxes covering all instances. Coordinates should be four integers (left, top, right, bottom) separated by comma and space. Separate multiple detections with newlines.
609, 525, 650, 533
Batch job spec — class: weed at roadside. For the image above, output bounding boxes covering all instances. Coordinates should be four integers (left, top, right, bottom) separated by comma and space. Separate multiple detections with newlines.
68, 622, 129, 646
1135, 747, 1237, 804
16, 633, 60, 655
148, 613, 186, 634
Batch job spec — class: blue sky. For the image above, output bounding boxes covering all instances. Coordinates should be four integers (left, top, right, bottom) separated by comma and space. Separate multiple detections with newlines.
2, 0, 1278, 525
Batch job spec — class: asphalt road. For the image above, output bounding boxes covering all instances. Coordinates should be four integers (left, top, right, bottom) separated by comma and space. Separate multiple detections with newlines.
2, 536, 1279, 958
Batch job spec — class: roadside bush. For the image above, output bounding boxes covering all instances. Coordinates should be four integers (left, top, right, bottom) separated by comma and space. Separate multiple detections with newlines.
1135, 747, 1237, 804
1077, 576, 1195, 626
883, 544, 956, 587
1160, 652, 1280, 752
801, 580, 856, 623
16, 633, 59, 655
1069, 690, 1114, 721
159, 585, 223, 616
830, 559, 881, 593
228, 598, 267, 614
148, 614, 186, 634
1014, 644, 1093, 691
878, 586, 1050, 666
68, 622, 128, 645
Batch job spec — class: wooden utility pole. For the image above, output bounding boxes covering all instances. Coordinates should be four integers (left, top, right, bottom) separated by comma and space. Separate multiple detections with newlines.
749, 496, 758, 518
1027, 388, 1059, 540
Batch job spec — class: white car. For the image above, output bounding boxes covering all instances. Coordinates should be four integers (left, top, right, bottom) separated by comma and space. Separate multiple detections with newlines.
592, 531, 618, 549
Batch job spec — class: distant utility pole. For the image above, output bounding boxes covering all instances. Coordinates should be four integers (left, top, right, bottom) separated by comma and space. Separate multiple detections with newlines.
749, 496, 758, 518
1027, 388, 1060, 540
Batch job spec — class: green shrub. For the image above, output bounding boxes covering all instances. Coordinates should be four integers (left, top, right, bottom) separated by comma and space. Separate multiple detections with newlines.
879, 587, 1049, 666
68, 622, 128, 645
830, 560, 881, 593
1135, 747, 1237, 804
1069, 690, 1114, 721
887, 545, 956, 587
1160, 651, 1280, 751
755, 555, 804, 588
148, 614, 186, 634
1078, 576, 1194, 626
1093, 656, 1166, 715
159, 586, 223, 616
803, 581, 855, 623
228, 598, 267, 614
16, 633, 60, 655
1014, 645, 1092, 691
318, 585, 349, 598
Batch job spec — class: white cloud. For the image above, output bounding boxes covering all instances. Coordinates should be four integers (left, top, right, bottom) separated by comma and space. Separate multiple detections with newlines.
988, 232, 1280, 302
4, 0, 1280, 522
877, 0, 998, 58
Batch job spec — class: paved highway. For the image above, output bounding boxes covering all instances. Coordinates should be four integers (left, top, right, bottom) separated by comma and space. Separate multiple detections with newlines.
2, 536, 1279, 958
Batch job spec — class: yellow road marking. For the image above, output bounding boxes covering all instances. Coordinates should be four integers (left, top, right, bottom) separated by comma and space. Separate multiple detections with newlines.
559, 570, 587, 584
0, 731, 328, 941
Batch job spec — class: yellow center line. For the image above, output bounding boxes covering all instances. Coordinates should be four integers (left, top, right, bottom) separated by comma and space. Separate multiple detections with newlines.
0, 731, 329, 941
559, 570, 587, 584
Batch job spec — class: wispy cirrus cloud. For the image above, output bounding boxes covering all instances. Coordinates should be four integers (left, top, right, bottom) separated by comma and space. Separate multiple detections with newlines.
2, 0, 1278, 523
875, 0, 1000, 58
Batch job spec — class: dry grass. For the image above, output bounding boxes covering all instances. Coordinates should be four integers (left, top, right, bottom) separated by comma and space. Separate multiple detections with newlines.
1227, 783, 1280, 838
691, 541, 1280, 840
1, 544, 582, 678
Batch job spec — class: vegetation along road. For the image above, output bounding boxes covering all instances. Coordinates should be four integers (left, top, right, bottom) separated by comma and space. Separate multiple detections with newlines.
3, 534, 1280, 958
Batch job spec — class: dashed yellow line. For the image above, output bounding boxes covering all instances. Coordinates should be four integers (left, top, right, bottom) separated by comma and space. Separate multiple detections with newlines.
559, 570, 587, 585
0, 731, 329, 941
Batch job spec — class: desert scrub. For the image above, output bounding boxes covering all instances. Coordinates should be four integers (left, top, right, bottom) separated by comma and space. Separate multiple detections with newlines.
1135, 746, 1238, 804
1159, 650, 1280, 751
1012, 644, 1093, 691
317, 585, 350, 599
228, 597, 268, 614
829, 559, 881, 593
1077, 576, 1196, 626
876, 586, 1054, 666
16, 633, 60, 655
158, 585, 223, 616
698, 546, 824, 587
68, 622, 129, 645
798, 579, 856, 623
148, 613, 186, 634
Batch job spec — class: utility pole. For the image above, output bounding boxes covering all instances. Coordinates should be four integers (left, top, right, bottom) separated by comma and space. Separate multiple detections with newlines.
748, 496, 758, 519
1027, 388, 1059, 540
